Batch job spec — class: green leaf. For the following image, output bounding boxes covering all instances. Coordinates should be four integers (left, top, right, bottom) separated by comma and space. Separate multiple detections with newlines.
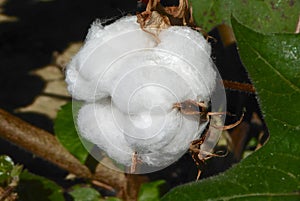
161, 17, 300, 201
0, 155, 22, 186
10, 164, 22, 179
138, 180, 165, 201
0, 155, 14, 184
69, 186, 101, 201
54, 102, 89, 163
189, 0, 300, 33
17, 170, 65, 201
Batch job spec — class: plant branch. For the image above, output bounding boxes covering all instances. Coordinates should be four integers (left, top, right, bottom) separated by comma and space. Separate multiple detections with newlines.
222, 80, 256, 94
0, 108, 91, 178
94, 163, 126, 191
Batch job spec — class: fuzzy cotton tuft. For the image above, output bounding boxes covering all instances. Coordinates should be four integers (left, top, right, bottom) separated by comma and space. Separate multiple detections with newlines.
66, 16, 217, 173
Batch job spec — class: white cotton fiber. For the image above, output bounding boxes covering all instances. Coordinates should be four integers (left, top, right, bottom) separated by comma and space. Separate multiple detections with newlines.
66, 16, 155, 101
110, 63, 195, 114
123, 109, 181, 152
157, 26, 216, 101
66, 15, 217, 172
77, 101, 133, 166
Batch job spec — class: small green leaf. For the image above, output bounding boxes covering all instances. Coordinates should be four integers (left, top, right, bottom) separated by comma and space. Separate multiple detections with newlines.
17, 170, 65, 201
10, 165, 22, 179
138, 180, 165, 201
0, 155, 14, 184
69, 186, 101, 201
0, 155, 22, 187
161, 17, 300, 201
190, 0, 300, 33
54, 102, 89, 163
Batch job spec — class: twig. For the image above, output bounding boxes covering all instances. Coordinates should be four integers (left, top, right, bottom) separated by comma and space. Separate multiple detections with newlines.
94, 163, 126, 192
0, 109, 92, 178
124, 174, 149, 201
222, 80, 256, 94
91, 180, 115, 192
94, 163, 148, 201
0, 176, 19, 201
0, 186, 16, 201
217, 24, 236, 47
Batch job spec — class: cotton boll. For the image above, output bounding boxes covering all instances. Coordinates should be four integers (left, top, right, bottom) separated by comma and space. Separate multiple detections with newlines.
77, 101, 133, 166
67, 14, 220, 173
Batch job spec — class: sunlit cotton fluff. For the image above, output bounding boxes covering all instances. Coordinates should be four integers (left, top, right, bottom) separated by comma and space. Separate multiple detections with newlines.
66, 16, 217, 171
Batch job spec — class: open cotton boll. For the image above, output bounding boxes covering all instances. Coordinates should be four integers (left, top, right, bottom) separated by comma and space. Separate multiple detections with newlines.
66, 15, 218, 172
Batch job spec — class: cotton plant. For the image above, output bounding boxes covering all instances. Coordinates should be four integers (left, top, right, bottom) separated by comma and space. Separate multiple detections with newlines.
65, 1, 226, 174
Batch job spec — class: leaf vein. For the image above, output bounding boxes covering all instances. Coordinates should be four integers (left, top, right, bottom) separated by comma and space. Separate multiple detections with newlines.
239, 165, 298, 181
249, 45, 300, 93
276, 153, 300, 160
267, 113, 300, 130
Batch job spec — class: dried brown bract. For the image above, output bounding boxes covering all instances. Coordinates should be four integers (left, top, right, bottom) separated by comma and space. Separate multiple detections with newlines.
173, 99, 207, 116
172, 99, 209, 125
189, 134, 228, 180
137, 10, 170, 42
136, 0, 210, 42
173, 99, 244, 179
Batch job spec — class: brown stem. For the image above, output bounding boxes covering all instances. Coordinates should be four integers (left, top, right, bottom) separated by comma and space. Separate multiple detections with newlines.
0, 186, 16, 201
94, 163, 126, 191
0, 108, 91, 178
94, 164, 149, 201
124, 174, 149, 201
217, 24, 236, 47
222, 80, 256, 94
0, 177, 18, 201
